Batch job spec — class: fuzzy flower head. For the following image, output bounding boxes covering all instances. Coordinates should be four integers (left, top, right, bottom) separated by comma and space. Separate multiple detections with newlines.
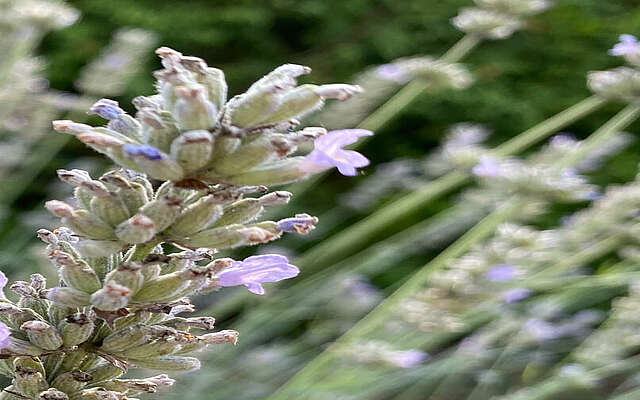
215, 255, 299, 295
609, 34, 640, 67
301, 129, 373, 176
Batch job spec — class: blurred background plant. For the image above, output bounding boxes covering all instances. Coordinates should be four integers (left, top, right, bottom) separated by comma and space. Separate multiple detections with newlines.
3, 0, 640, 399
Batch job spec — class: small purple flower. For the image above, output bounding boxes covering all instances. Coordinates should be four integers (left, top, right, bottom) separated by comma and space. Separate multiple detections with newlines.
215, 254, 299, 295
88, 99, 125, 120
609, 34, 640, 56
501, 288, 532, 304
0, 322, 9, 350
123, 144, 164, 161
375, 64, 409, 83
472, 156, 501, 177
0, 271, 7, 300
276, 213, 318, 234
484, 264, 519, 283
386, 349, 429, 368
524, 319, 560, 342
301, 129, 373, 176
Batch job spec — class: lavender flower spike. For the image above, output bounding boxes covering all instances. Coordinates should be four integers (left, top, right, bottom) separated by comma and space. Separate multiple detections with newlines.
215, 255, 300, 295
609, 34, 640, 56
88, 98, 125, 120
301, 129, 373, 176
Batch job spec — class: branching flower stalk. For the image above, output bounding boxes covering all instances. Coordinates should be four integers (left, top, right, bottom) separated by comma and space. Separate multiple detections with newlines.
0, 45, 372, 400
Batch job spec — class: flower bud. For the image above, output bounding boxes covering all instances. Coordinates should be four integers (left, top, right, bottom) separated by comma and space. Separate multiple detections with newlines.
168, 130, 214, 175
73, 240, 123, 258
177, 226, 246, 249
58, 313, 95, 347
78, 388, 125, 400
13, 365, 49, 398
165, 196, 222, 237
120, 337, 180, 358
211, 198, 265, 227
57, 169, 93, 187
130, 356, 201, 371
45, 202, 116, 240
276, 213, 319, 234
173, 84, 218, 130
227, 81, 290, 129
123, 144, 185, 181
38, 389, 69, 400
20, 320, 63, 350
44, 287, 91, 308
91, 281, 132, 311
100, 324, 152, 353
238, 225, 282, 246
49, 250, 102, 293
139, 197, 183, 232
89, 194, 131, 227
86, 364, 124, 384
4, 337, 44, 356
51, 370, 93, 394
105, 263, 145, 295
13, 357, 46, 380
588, 67, 640, 102
115, 214, 157, 244
200, 330, 239, 345
162, 316, 216, 331
137, 108, 181, 152
132, 268, 207, 303
452, 7, 522, 39
223, 157, 308, 186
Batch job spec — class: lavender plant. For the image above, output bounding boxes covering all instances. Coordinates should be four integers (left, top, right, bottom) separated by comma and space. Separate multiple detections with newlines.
0, 46, 371, 400
265, 34, 640, 400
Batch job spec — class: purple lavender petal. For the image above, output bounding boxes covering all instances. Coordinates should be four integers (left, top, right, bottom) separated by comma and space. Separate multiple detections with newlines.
216, 254, 300, 295
472, 156, 501, 177
0, 271, 6, 300
609, 34, 640, 56
501, 288, 532, 304
0, 322, 9, 350
485, 264, 519, 283
276, 214, 318, 233
88, 99, 125, 120
376, 64, 409, 83
387, 350, 429, 368
123, 144, 164, 161
302, 130, 373, 176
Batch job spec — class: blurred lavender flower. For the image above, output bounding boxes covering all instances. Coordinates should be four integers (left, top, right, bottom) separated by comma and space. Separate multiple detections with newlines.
215, 255, 300, 295
502, 288, 532, 303
0, 322, 9, 349
0, 270, 6, 300
375, 64, 409, 83
610, 34, 640, 57
386, 349, 430, 368
301, 129, 373, 176
472, 156, 501, 177
484, 264, 520, 282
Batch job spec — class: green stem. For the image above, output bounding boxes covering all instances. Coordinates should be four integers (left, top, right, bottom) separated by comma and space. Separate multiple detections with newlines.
294, 95, 607, 275
439, 34, 482, 63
